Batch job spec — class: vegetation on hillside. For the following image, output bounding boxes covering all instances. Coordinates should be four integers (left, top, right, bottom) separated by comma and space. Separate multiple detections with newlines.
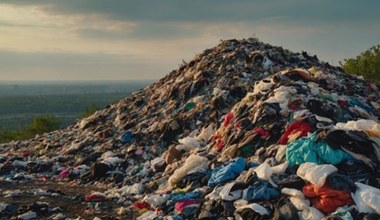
0, 114, 60, 143
340, 45, 380, 86
81, 103, 100, 118
0, 93, 126, 131
0, 103, 100, 143
0, 81, 151, 144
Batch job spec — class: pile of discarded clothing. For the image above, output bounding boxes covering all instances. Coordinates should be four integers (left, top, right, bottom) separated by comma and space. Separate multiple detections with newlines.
1, 38, 380, 219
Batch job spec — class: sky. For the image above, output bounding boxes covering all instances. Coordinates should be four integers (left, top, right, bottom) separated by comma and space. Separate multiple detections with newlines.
0, 0, 379, 81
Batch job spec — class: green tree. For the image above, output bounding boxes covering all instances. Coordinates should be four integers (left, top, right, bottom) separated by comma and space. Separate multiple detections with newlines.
340, 45, 380, 85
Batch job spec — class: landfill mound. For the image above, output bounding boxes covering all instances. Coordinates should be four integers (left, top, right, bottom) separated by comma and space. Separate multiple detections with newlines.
1, 38, 380, 219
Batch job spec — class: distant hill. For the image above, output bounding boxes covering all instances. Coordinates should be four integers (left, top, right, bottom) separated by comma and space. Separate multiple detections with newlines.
0, 81, 152, 130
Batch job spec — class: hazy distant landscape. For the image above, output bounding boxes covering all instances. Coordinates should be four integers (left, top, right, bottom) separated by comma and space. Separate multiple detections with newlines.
0, 80, 153, 130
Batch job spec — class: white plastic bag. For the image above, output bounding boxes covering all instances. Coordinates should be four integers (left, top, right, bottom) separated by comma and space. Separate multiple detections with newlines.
262, 56, 273, 70
102, 157, 122, 167
177, 137, 201, 151
235, 203, 269, 220
301, 207, 324, 220
136, 210, 158, 220
17, 211, 37, 220
219, 182, 242, 201
254, 163, 272, 180
334, 119, 380, 137
144, 194, 166, 208
297, 162, 337, 187
197, 124, 215, 142
168, 154, 208, 188
352, 182, 380, 214
254, 162, 288, 180
281, 188, 310, 211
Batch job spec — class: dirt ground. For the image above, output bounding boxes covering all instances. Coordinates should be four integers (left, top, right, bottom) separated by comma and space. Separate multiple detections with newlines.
0, 180, 127, 220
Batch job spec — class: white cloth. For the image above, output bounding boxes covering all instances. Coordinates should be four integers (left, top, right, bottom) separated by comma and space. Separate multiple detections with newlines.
253, 79, 274, 95
281, 188, 310, 211
102, 157, 122, 167
275, 145, 287, 162
197, 124, 215, 142
219, 182, 242, 201
281, 188, 305, 199
334, 119, 380, 137
296, 162, 337, 187
254, 162, 288, 181
235, 203, 269, 220
301, 207, 324, 220
136, 210, 158, 220
254, 163, 272, 180
351, 182, 380, 214
168, 155, 208, 187
290, 197, 310, 211
144, 194, 166, 208
177, 137, 201, 151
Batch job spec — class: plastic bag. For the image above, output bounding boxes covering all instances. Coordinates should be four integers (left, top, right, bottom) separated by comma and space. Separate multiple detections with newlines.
177, 137, 201, 151
168, 155, 208, 188
297, 162, 337, 187
302, 207, 324, 220
144, 194, 166, 208
352, 182, 380, 214
197, 124, 215, 142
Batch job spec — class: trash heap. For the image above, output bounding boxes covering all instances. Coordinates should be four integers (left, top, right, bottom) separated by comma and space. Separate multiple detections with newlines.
1, 38, 380, 219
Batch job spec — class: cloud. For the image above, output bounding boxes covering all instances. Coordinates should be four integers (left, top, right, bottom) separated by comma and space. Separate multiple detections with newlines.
72, 22, 203, 40
0, 20, 44, 28
0, 1, 379, 80
2, 0, 380, 25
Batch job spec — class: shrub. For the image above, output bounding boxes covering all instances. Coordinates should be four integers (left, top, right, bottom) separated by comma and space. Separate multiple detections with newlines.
340, 45, 380, 85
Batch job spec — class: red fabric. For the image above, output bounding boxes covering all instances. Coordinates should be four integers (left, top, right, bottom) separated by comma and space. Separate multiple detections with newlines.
133, 202, 151, 210
211, 132, 225, 152
254, 127, 270, 139
234, 121, 241, 128
302, 184, 354, 213
278, 120, 312, 145
39, 174, 49, 181
210, 133, 221, 143
223, 112, 234, 127
215, 139, 225, 152
288, 98, 303, 110
337, 99, 348, 107
21, 150, 29, 157
84, 193, 106, 202
174, 200, 198, 213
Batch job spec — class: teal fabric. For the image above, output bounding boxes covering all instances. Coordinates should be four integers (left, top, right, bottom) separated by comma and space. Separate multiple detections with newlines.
286, 132, 350, 167
330, 209, 353, 220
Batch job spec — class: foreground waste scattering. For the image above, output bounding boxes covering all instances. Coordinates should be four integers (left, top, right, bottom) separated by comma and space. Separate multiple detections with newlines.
1, 38, 380, 219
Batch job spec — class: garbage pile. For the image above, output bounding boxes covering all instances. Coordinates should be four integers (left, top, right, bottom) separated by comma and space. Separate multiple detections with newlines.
1, 38, 380, 219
